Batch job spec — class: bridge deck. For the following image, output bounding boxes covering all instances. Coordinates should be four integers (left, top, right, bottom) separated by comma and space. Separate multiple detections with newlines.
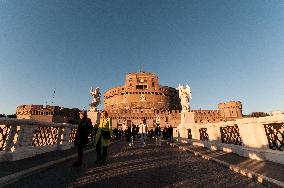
1, 140, 268, 188
177, 142, 284, 184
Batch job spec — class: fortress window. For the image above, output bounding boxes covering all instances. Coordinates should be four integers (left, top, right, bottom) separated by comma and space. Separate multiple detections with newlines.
136, 85, 147, 90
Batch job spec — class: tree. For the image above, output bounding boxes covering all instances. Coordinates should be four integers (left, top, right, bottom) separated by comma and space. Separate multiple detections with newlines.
0, 114, 6, 117
7, 114, 17, 118
249, 112, 269, 118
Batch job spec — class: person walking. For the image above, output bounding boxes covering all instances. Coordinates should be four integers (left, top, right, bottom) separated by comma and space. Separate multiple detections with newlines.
126, 124, 131, 145
169, 125, 174, 142
73, 111, 93, 167
128, 123, 136, 147
130, 123, 136, 147
94, 111, 112, 165
139, 119, 147, 147
155, 123, 162, 147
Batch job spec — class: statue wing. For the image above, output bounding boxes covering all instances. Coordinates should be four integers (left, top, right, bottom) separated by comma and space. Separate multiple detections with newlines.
185, 85, 192, 99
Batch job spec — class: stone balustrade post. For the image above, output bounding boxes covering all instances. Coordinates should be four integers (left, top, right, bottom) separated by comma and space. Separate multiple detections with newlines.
207, 123, 220, 142
237, 118, 268, 149
5, 123, 35, 161
4, 124, 18, 152
191, 124, 200, 140
19, 125, 35, 147
57, 125, 73, 150
5, 123, 34, 152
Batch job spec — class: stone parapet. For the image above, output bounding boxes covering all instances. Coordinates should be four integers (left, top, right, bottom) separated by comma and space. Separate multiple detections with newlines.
177, 113, 284, 164
0, 118, 77, 162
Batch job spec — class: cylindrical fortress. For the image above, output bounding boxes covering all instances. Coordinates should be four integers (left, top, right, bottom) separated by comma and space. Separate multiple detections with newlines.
104, 72, 181, 112
103, 72, 181, 129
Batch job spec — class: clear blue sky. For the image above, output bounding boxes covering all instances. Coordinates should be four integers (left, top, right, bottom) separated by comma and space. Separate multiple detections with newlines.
0, 0, 284, 115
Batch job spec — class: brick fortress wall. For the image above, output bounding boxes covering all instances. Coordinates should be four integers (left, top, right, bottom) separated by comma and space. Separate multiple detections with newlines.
104, 72, 181, 129
16, 105, 80, 124
192, 101, 242, 124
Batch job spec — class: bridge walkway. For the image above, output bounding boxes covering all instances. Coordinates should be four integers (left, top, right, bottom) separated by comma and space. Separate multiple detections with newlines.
1, 139, 268, 188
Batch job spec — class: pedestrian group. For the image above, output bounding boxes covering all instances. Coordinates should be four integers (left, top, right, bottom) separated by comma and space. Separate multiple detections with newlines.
73, 111, 175, 167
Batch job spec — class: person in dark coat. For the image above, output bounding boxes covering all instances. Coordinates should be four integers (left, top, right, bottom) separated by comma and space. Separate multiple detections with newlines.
155, 124, 162, 146
73, 111, 93, 167
169, 125, 174, 141
126, 124, 131, 143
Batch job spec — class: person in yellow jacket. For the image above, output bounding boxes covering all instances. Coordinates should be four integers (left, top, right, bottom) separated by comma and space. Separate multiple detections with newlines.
95, 110, 112, 165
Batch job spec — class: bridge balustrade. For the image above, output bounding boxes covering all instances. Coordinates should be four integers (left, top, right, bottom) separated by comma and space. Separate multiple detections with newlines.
0, 118, 77, 162
177, 114, 284, 164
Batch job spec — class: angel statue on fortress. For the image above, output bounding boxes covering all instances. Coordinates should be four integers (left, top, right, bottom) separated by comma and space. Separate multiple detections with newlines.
177, 84, 192, 113
89, 87, 101, 112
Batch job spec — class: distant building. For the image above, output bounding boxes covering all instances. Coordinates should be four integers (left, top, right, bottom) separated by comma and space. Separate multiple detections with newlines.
192, 101, 242, 124
16, 105, 80, 124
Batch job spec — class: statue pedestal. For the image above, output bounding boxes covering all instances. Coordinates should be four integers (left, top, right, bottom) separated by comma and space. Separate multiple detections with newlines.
181, 112, 195, 124
177, 112, 195, 138
87, 111, 100, 125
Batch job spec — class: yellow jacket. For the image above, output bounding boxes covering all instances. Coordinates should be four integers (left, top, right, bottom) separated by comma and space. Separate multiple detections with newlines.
95, 117, 112, 147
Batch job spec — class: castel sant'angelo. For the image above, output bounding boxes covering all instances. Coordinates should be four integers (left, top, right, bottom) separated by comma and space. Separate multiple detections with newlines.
15, 71, 243, 128
104, 71, 243, 129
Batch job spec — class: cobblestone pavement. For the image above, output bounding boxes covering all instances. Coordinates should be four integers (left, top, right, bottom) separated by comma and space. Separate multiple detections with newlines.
6, 140, 266, 188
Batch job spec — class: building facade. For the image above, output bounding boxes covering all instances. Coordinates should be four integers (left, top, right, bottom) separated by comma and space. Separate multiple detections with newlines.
16, 105, 80, 124
192, 101, 242, 124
